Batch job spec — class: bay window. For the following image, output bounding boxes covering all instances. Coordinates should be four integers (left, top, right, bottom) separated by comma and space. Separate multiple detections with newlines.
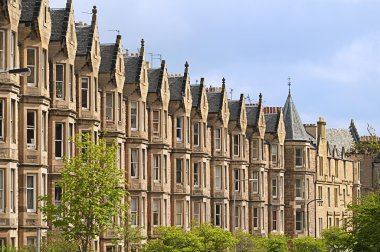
81, 77, 89, 109
0, 31, 5, 70
176, 201, 183, 226
193, 122, 199, 146
153, 154, 160, 182
153, 110, 160, 137
295, 147, 303, 167
131, 149, 139, 178
131, 197, 138, 226
26, 175, 36, 212
130, 102, 138, 130
176, 159, 183, 184
193, 163, 199, 187
55, 123, 63, 158
26, 110, 36, 149
56, 64, 64, 99
106, 92, 114, 121
215, 165, 222, 189
234, 135, 239, 156
153, 199, 160, 226
215, 204, 221, 227
27, 48, 37, 86
271, 144, 278, 165
215, 128, 221, 151
176, 116, 183, 142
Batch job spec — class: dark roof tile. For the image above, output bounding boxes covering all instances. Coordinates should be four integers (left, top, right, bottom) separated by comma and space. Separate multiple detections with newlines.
190, 85, 201, 107
99, 44, 116, 73
50, 9, 66, 41
75, 25, 91, 56
247, 106, 259, 126
207, 92, 223, 113
283, 94, 310, 141
265, 113, 279, 133
228, 100, 240, 121
21, 0, 40, 22
168, 76, 184, 101
148, 68, 161, 93
124, 56, 141, 84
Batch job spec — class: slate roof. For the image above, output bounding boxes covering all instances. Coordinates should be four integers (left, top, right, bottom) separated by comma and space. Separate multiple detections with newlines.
326, 128, 356, 157
50, 9, 66, 41
190, 85, 201, 107
148, 68, 161, 93
124, 56, 141, 84
21, 0, 41, 22
228, 100, 241, 121
168, 76, 184, 101
207, 92, 223, 113
99, 44, 116, 73
265, 113, 279, 133
75, 25, 91, 56
283, 94, 310, 141
246, 106, 259, 126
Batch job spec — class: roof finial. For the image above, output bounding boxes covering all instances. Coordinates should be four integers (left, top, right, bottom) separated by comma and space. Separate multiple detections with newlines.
259, 93, 262, 104
288, 76, 291, 95
92, 5, 97, 15
139, 38, 145, 56
184, 61, 189, 74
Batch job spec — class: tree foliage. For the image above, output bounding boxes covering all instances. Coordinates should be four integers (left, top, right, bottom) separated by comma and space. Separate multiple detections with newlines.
143, 225, 237, 252
322, 227, 353, 251
354, 125, 380, 158
292, 236, 326, 252
234, 229, 266, 252
264, 235, 288, 252
40, 134, 128, 252
349, 190, 380, 251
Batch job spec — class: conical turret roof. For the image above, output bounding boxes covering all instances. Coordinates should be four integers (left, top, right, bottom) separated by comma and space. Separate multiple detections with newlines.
283, 94, 310, 141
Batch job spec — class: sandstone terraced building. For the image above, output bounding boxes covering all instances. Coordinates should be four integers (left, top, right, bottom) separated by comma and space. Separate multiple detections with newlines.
0, 0, 361, 251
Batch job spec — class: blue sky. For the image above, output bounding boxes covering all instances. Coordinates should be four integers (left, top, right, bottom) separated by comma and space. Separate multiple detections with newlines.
51, 0, 380, 135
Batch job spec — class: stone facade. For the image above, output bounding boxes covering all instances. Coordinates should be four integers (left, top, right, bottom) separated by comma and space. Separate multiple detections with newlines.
0, 0, 361, 250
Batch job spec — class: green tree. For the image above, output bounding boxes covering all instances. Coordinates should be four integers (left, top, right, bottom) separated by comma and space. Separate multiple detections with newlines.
349, 190, 380, 251
40, 134, 128, 252
292, 236, 326, 252
322, 227, 352, 252
192, 223, 237, 252
264, 235, 288, 252
354, 124, 380, 158
41, 229, 78, 252
234, 229, 265, 252
143, 224, 237, 252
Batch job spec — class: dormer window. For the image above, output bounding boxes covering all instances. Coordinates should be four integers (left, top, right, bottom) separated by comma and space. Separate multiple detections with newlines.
26, 110, 36, 149
271, 144, 278, 165
252, 139, 259, 160
153, 110, 160, 137
193, 122, 199, 146
215, 128, 221, 151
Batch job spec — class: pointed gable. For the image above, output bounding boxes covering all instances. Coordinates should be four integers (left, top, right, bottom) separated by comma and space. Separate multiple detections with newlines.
100, 36, 122, 74
50, 9, 65, 41
283, 94, 310, 141
75, 6, 98, 57
168, 61, 191, 102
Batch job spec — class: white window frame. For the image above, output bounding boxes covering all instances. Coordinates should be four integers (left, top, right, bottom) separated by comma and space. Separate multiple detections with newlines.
153, 154, 160, 182
176, 159, 183, 184
0, 170, 4, 212
131, 197, 138, 227
295, 147, 303, 167
106, 92, 114, 121
252, 172, 259, 193
55, 123, 63, 159
272, 210, 277, 231
215, 165, 222, 189
176, 116, 183, 142
234, 134, 239, 156
176, 201, 183, 227
215, 204, 221, 227
0, 99, 4, 141
10, 169, 15, 212
295, 178, 304, 199
296, 211, 304, 231
26, 110, 36, 149
193, 122, 199, 146
153, 199, 160, 227
26, 174, 36, 212
130, 149, 139, 178
272, 177, 277, 198
81, 77, 89, 109
234, 169, 239, 192
130, 102, 138, 131
193, 163, 199, 187
152, 110, 160, 137
56, 64, 65, 99
253, 207, 258, 229
27, 48, 37, 86
0, 30, 5, 71
271, 144, 278, 165
215, 128, 221, 151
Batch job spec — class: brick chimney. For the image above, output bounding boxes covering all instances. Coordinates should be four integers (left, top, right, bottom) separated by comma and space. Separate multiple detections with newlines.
317, 117, 326, 140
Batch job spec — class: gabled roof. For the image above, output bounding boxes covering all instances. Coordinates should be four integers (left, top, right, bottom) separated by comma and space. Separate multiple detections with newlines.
247, 106, 259, 126
99, 44, 115, 73
124, 56, 142, 84
75, 6, 97, 56
228, 100, 240, 121
148, 68, 161, 93
264, 113, 279, 133
190, 85, 201, 107
168, 76, 184, 101
75, 25, 91, 55
50, 9, 66, 41
207, 91, 223, 113
20, 0, 42, 22
326, 128, 356, 157
283, 94, 310, 141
